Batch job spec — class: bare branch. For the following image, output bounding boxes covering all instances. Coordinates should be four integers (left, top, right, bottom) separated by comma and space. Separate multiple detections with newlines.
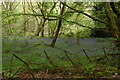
44, 51, 56, 68
83, 49, 92, 63
13, 53, 30, 68
12, 53, 36, 79
47, 2, 57, 16
64, 51, 77, 68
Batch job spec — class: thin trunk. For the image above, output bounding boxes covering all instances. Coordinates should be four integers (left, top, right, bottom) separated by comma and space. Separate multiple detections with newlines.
22, 2, 28, 36
76, 32, 80, 45
48, 27, 51, 37
51, 3, 65, 47
51, 19, 62, 47
5, 2, 12, 34
27, 2, 42, 37
34, 19, 46, 37
51, 27, 56, 39
34, 18, 42, 36
41, 19, 46, 37
35, 19, 43, 36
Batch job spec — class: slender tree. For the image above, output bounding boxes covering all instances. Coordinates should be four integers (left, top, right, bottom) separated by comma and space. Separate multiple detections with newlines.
51, 2, 66, 47
22, 2, 28, 36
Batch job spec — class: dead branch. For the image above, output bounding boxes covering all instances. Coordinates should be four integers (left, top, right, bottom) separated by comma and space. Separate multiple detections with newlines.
10, 66, 22, 79
64, 51, 77, 68
103, 47, 109, 59
9, 56, 14, 78
13, 53, 30, 68
12, 53, 36, 80
14, 43, 42, 53
83, 49, 92, 63
97, 53, 120, 61
44, 51, 56, 69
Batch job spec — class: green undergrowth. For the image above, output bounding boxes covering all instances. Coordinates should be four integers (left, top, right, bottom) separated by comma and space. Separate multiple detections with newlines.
2, 38, 118, 78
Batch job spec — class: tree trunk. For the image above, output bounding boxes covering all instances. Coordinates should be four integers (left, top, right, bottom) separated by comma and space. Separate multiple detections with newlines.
104, 2, 120, 75
27, 2, 44, 37
22, 2, 28, 36
35, 19, 42, 36
51, 3, 65, 47
104, 2, 120, 47
41, 19, 46, 37
76, 32, 80, 45
110, 2, 120, 32
50, 28, 55, 39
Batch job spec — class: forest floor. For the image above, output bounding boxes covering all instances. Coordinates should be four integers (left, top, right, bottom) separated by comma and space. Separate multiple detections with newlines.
6, 70, 120, 80
3, 70, 120, 80
2, 37, 120, 79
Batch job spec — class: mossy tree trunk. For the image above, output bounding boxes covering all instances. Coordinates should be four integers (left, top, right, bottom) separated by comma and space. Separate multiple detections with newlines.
104, 2, 120, 48
104, 2, 120, 74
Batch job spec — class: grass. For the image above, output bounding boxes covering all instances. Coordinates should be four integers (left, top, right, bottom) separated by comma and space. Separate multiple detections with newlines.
2, 37, 119, 78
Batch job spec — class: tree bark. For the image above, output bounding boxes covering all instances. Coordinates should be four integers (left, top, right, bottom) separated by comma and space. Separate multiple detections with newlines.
41, 19, 46, 37
110, 2, 120, 17
104, 2, 120, 47
110, 2, 120, 32
22, 2, 28, 36
76, 32, 80, 45
61, 2, 109, 25
51, 3, 65, 47
104, 2, 120, 74
35, 19, 46, 36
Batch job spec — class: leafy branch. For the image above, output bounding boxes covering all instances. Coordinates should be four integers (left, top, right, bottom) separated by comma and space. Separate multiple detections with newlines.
61, 2, 109, 26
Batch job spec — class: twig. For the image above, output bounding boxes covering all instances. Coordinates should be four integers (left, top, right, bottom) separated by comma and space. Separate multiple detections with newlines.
10, 66, 22, 79
64, 51, 77, 68
109, 53, 120, 56
2, 61, 32, 73
44, 51, 56, 69
14, 44, 42, 53
12, 53, 36, 80
97, 53, 120, 61
83, 49, 92, 63
13, 53, 29, 68
13, 42, 74, 56
103, 47, 109, 59
9, 56, 14, 78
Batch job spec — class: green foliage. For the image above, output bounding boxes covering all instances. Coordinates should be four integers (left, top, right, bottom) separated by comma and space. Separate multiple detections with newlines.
2, 37, 118, 78
2, 2, 96, 38
82, 63, 96, 75
92, 3, 107, 30
2, 8, 20, 25
48, 21, 57, 29
2, 2, 119, 78
79, 28, 91, 38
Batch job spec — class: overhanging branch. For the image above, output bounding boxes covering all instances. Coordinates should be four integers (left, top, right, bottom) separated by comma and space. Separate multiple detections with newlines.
63, 18, 94, 30
4, 13, 58, 21
61, 2, 109, 26
63, 18, 111, 33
